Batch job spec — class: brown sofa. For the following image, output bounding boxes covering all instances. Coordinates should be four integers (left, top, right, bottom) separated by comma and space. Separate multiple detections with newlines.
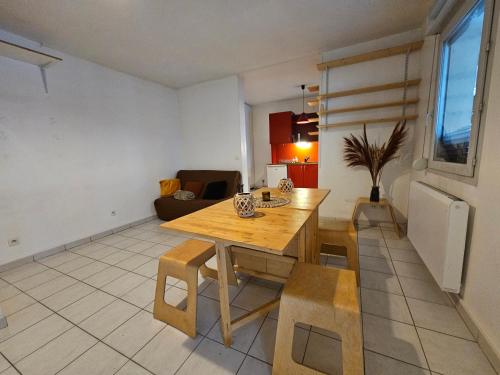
154, 170, 242, 221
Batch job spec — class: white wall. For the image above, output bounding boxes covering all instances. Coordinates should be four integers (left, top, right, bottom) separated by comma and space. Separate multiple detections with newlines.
412, 20, 500, 357
251, 96, 309, 187
177, 76, 248, 190
0, 30, 183, 265
318, 30, 423, 221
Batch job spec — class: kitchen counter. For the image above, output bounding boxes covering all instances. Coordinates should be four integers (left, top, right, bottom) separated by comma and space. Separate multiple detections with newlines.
267, 162, 318, 165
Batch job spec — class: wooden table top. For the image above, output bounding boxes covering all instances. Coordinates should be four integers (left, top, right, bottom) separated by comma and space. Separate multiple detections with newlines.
253, 188, 330, 211
161, 188, 330, 255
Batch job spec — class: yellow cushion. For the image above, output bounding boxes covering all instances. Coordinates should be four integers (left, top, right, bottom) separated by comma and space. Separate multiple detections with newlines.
159, 178, 181, 197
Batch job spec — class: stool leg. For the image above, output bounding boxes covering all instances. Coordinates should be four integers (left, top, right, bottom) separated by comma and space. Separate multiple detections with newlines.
153, 259, 168, 321
346, 233, 360, 286
184, 266, 199, 338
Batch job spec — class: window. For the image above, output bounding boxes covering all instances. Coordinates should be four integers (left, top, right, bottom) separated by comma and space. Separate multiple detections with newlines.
429, 0, 493, 177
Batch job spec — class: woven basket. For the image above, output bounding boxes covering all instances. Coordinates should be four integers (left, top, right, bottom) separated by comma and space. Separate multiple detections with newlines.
233, 193, 255, 218
278, 178, 294, 193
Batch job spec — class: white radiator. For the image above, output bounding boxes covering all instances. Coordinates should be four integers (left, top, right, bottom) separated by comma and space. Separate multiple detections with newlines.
407, 181, 469, 293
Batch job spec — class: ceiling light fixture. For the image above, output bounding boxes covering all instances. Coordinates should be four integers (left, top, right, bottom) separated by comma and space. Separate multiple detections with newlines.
296, 84, 309, 125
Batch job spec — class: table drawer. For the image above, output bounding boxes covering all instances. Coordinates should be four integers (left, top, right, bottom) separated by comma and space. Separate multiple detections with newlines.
231, 246, 296, 281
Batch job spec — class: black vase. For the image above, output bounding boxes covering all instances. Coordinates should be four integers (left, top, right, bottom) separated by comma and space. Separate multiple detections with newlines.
370, 186, 380, 202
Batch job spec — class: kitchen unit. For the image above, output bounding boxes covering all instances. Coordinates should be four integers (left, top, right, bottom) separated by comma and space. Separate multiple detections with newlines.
267, 111, 319, 188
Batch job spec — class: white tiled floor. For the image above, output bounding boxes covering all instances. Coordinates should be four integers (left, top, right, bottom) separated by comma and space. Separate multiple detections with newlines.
0, 219, 497, 375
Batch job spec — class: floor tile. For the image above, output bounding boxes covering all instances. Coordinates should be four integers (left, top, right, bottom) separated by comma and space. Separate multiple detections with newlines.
133, 325, 202, 375
407, 298, 473, 340
358, 237, 387, 247
177, 338, 245, 375
0, 292, 36, 316
41, 282, 95, 311
0, 303, 52, 342
0, 285, 21, 303
388, 248, 423, 264
121, 279, 157, 308
303, 331, 342, 374
115, 361, 154, 375
385, 239, 414, 250
59, 290, 116, 324
359, 245, 390, 259
0, 262, 48, 283
79, 299, 140, 339
124, 241, 155, 253
393, 261, 433, 282
248, 317, 309, 365
237, 356, 272, 375
101, 272, 149, 297
361, 288, 413, 324
399, 277, 452, 306
37, 252, 83, 268
12, 268, 63, 291
360, 270, 403, 295
232, 283, 279, 311
133, 259, 159, 277
104, 310, 165, 357
16, 326, 96, 375
25, 275, 77, 300
360, 256, 395, 274
0, 355, 10, 373
418, 328, 496, 375
58, 342, 128, 375
67, 261, 109, 280
208, 305, 265, 353
382, 230, 402, 240
0, 314, 73, 363
83, 266, 128, 288
100, 250, 135, 265
358, 227, 384, 239
54, 256, 95, 274
200, 278, 246, 303
111, 237, 143, 250
362, 314, 427, 368
82, 245, 121, 260
196, 295, 221, 335
71, 242, 107, 256
115, 254, 151, 271
0, 367, 19, 375
160, 235, 187, 247
364, 350, 431, 375
141, 244, 172, 258
96, 234, 128, 246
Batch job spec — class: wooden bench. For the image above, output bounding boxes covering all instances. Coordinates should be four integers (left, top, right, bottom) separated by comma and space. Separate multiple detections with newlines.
153, 239, 217, 337
273, 263, 363, 375
319, 217, 360, 285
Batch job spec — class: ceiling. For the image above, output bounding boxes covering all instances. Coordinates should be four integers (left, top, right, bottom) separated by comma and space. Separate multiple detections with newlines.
0, 0, 431, 103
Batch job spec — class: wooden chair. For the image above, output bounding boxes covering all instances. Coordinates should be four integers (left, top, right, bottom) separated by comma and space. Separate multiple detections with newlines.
319, 217, 360, 285
273, 263, 363, 375
153, 239, 217, 337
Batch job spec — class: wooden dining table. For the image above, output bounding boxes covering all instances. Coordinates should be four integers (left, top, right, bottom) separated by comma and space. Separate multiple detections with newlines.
160, 187, 330, 346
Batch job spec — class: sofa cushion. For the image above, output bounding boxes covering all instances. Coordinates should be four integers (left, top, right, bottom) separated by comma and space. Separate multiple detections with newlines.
184, 181, 204, 197
159, 178, 180, 197
203, 180, 227, 199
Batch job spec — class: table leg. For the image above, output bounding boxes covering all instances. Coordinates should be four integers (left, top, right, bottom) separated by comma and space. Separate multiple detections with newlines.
215, 242, 233, 347
305, 208, 320, 264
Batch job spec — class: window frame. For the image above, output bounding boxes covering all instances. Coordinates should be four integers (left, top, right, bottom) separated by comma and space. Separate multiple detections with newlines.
429, 0, 495, 177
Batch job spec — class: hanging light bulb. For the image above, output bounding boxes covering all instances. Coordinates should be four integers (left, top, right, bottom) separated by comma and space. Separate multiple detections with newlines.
296, 84, 309, 124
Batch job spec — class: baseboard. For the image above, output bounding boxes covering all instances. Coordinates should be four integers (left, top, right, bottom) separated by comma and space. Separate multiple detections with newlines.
449, 294, 500, 373
0, 215, 158, 272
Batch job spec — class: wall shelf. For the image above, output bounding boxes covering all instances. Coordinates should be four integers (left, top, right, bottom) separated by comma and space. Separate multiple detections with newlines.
317, 98, 419, 115
317, 40, 423, 71
0, 39, 61, 66
317, 79, 420, 101
317, 115, 418, 130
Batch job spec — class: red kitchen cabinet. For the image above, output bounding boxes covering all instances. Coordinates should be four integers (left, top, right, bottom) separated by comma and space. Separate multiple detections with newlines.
287, 164, 304, 187
303, 164, 318, 188
287, 164, 318, 188
269, 111, 293, 144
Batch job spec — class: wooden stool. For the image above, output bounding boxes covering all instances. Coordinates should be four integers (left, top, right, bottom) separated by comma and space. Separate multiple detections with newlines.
319, 217, 360, 285
153, 239, 216, 337
352, 197, 401, 237
273, 263, 363, 375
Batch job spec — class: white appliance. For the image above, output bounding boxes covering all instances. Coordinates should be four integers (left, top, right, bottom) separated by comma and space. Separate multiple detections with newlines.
266, 164, 287, 188
407, 181, 469, 293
